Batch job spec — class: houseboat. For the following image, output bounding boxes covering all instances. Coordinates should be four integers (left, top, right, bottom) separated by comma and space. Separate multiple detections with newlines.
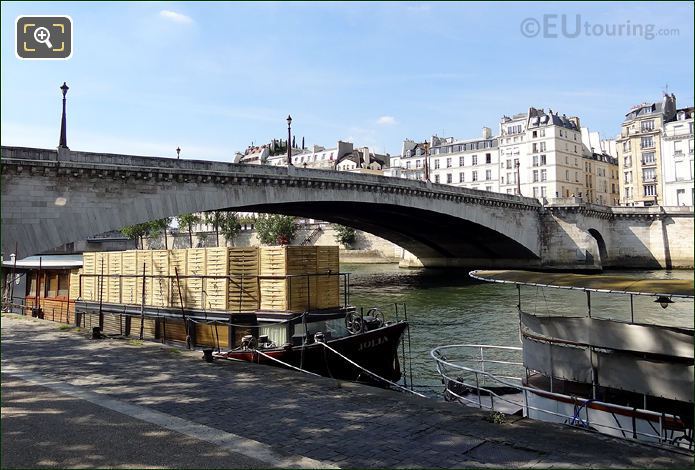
431, 270, 694, 451
2, 246, 407, 386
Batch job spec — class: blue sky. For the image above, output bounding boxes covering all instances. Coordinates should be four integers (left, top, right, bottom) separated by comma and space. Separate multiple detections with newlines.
2, 1, 693, 160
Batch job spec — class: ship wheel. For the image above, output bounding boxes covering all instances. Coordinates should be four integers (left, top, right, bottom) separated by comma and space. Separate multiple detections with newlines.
345, 311, 363, 334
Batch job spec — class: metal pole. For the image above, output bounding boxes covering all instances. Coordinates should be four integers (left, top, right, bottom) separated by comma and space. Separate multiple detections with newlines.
139, 262, 146, 340
629, 294, 634, 323
404, 303, 413, 390
37, 257, 42, 313
9, 241, 17, 310
174, 267, 190, 349
586, 290, 591, 318
98, 258, 104, 329
475, 373, 482, 407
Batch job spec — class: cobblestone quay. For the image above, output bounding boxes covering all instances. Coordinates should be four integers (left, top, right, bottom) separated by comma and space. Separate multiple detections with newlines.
1, 315, 691, 469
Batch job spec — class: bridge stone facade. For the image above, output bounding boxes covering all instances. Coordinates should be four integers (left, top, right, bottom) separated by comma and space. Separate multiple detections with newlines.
1, 146, 693, 270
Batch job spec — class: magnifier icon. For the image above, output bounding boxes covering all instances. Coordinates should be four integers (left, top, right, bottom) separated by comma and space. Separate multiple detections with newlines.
33, 27, 53, 49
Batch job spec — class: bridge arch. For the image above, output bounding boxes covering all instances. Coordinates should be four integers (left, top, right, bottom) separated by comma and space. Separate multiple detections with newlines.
1, 147, 543, 268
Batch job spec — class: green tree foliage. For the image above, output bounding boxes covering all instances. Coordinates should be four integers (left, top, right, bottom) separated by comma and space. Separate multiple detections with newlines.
147, 218, 172, 249
120, 223, 150, 249
204, 211, 241, 246
176, 213, 202, 248
255, 214, 297, 245
334, 224, 356, 247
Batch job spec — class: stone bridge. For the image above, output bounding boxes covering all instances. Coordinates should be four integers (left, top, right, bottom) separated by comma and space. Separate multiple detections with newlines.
1, 146, 693, 270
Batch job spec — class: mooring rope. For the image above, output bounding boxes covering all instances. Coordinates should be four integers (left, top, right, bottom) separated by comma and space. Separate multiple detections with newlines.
251, 350, 322, 377
318, 342, 426, 397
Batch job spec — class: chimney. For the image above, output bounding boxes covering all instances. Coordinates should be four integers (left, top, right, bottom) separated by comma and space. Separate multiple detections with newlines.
482, 127, 491, 139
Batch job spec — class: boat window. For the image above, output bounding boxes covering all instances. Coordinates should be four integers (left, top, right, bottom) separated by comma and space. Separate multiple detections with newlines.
295, 318, 348, 340
260, 323, 288, 346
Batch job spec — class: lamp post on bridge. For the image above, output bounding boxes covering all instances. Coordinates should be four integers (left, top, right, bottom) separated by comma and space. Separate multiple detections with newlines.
286, 115, 293, 167
58, 82, 69, 149
176, 146, 181, 159
423, 140, 430, 182
515, 159, 521, 196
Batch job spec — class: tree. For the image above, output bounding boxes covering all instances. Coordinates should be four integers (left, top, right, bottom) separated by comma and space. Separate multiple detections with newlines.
219, 212, 241, 245
148, 218, 172, 249
255, 214, 297, 245
204, 211, 224, 247
334, 224, 356, 247
176, 213, 201, 248
120, 223, 149, 249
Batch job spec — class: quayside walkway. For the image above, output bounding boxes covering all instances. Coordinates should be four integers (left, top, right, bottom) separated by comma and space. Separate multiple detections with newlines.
1, 314, 691, 469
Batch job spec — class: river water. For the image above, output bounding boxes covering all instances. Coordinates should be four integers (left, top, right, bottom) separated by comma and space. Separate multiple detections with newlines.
341, 263, 694, 398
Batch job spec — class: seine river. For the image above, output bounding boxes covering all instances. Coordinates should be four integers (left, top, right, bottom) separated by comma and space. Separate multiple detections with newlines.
342, 263, 694, 398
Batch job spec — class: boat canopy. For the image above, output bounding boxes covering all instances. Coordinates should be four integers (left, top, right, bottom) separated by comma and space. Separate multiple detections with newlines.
470, 270, 694, 298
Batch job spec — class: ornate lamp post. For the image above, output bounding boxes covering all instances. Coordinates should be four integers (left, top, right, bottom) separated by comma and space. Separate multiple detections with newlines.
423, 140, 430, 182
59, 82, 69, 148
286, 115, 293, 166
176, 146, 181, 159
515, 160, 521, 195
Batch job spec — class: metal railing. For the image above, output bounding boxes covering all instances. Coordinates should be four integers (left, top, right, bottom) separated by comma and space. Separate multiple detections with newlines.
431, 344, 691, 450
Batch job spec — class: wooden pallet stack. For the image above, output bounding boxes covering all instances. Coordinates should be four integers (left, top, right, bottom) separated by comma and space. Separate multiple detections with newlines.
185, 248, 206, 309
204, 247, 229, 311
150, 250, 170, 307
259, 246, 339, 312
228, 248, 260, 312
107, 251, 123, 304
168, 249, 188, 308
120, 251, 138, 304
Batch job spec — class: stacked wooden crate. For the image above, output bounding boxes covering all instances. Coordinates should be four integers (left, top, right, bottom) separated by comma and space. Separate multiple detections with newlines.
135, 251, 153, 306
120, 251, 138, 305
69, 268, 81, 300
185, 248, 206, 309
80, 252, 96, 301
228, 248, 259, 312
150, 250, 170, 307
204, 248, 229, 311
315, 246, 341, 309
259, 246, 339, 312
107, 251, 123, 304
168, 249, 187, 308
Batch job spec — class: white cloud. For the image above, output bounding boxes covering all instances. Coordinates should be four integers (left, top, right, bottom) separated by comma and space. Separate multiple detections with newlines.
406, 4, 432, 13
376, 115, 397, 126
159, 10, 193, 24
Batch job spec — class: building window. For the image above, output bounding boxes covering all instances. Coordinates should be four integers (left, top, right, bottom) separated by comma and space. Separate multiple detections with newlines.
472, 171, 478, 181
533, 187, 539, 198
533, 170, 539, 182
459, 156, 465, 166
540, 154, 546, 165
472, 155, 478, 165
416, 159, 421, 168
533, 155, 538, 167
624, 156, 632, 167
486, 186, 492, 192
485, 170, 492, 180
446, 157, 452, 168
642, 152, 655, 164
506, 159, 512, 169
406, 161, 411, 169
434, 174, 440, 183
624, 171, 632, 183
623, 141, 631, 152
641, 120, 654, 132
644, 184, 657, 196
540, 169, 547, 181
566, 170, 570, 181
532, 131, 538, 138
541, 186, 547, 197
540, 142, 546, 152
459, 172, 464, 183
642, 168, 656, 182
446, 173, 452, 184
434, 159, 440, 169
641, 136, 654, 149
485, 153, 492, 164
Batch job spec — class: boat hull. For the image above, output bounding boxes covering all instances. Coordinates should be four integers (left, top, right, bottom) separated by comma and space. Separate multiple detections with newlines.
221, 322, 408, 383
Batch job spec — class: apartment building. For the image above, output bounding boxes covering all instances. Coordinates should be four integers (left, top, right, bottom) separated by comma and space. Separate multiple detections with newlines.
616, 94, 677, 206
427, 128, 499, 191
499, 108, 590, 201
662, 107, 694, 206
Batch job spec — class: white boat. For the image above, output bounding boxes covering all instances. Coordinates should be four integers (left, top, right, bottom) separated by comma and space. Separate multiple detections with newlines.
431, 270, 694, 452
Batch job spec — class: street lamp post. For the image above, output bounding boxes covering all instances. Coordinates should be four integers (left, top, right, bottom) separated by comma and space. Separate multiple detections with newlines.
59, 82, 69, 148
176, 147, 181, 159
423, 140, 430, 182
514, 160, 521, 195
286, 115, 293, 166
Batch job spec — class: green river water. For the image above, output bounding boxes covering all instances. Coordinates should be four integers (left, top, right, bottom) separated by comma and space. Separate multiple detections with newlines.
341, 263, 694, 398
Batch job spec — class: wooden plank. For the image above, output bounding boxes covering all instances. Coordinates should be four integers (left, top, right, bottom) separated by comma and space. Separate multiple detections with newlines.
102, 313, 123, 335
107, 252, 123, 304
135, 251, 153, 307
169, 249, 187, 308
121, 251, 138, 305
194, 322, 229, 348
69, 269, 81, 300
150, 250, 170, 307
161, 319, 188, 343
129, 316, 157, 339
